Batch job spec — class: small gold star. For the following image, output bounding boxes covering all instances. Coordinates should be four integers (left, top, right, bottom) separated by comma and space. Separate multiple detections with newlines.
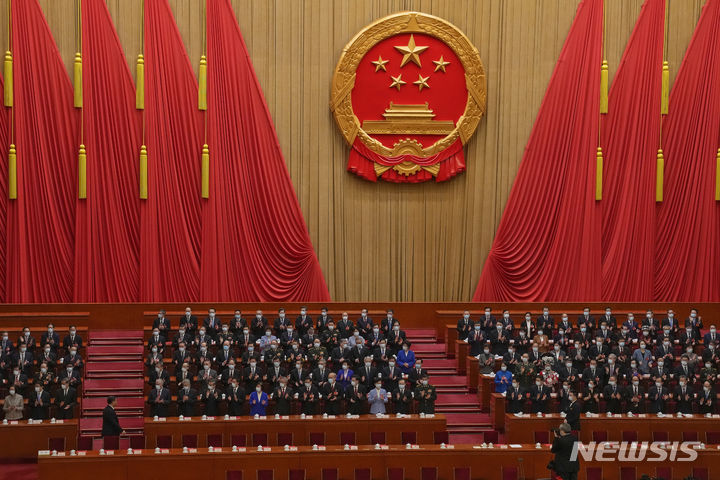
394, 34, 429, 68
433, 56, 450, 73
389, 74, 406, 91
413, 74, 430, 91
371, 56, 389, 72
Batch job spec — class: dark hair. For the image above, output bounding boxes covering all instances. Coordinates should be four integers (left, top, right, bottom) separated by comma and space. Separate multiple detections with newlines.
107, 396, 116, 405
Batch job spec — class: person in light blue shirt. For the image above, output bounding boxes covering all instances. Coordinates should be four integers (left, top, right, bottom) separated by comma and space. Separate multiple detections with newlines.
367, 381, 388, 414
249, 385, 268, 416
494, 362, 513, 394
257, 329, 277, 350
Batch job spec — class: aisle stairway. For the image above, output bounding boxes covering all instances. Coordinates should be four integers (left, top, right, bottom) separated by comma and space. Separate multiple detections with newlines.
79, 331, 145, 441
406, 329, 492, 444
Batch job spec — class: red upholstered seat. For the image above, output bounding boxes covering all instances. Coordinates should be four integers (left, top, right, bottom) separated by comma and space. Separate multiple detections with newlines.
231, 434, 247, 447
354, 469, 371, 480
534, 431, 549, 444
277, 432, 293, 446
707, 431, 720, 444
370, 431, 385, 444
620, 467, 636, 480
48, 437, 66, 451
321, 469, 338, 480
683, 431, 698, 442
586, 467, 602, 480
288, 470, 305, 480
454, 467, 471, 480
655, 467, 671, 480
156, 435, 172, 448
621, 431, 637, 442
421, 467, 438, 480
252, 433, 268, 446
257, 470, 273, 480
226, 471, 243, 480
652, 431, 668, 442
592, 431, 607, 442
181, 434, 197, 448
387, 468, 404, 480
693, 467, 709, 480
483, 430, 499, 443
309, 432, 325, 445
207, 434, 223, 447
103, 435, 119, 450
340, 432, 356, 445
129, 435, 145, 449
501, 466, 517, 480
434, 431, 449, 444
401, 431, 417, 444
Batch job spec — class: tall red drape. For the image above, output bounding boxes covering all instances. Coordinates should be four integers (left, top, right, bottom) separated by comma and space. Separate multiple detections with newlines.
654, 0, 720, 301
473, 0, 603, 302
600, 0, 665, 301
139, 0, 203, 302
201, 0, 329, 301
0, 76, 8, 302
7, 0, 78, 302
74, 0, 142, 302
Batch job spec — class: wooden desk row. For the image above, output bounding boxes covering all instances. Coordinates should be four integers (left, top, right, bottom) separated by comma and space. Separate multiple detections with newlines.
0, 419, 77, 458
38, 444, 720, 480
144, 414, 447, 449
505, 412, 720, 444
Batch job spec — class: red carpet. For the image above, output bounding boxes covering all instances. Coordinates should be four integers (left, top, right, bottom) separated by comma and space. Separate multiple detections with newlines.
0, 465, 37, 480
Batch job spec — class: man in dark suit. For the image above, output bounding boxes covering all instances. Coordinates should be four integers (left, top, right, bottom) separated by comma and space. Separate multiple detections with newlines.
226, 378, 246, 416
299, 379, 319, 415
30, 384, 51, 420
40, 324, 61, 352
179, 307, 199, 335
551, 423, 579, 480
148, 379, 171, 417
391, 379, 413, 414
102, 396, 124, 437
456, 311, 474, 341
322, 373, 343, 415
201, 380, 221, 416
62, 326, 83, 350
564, 391, 581, 432
54, 378, 77, 419
177, 379, 199, 417
506, 380, 526, 414
345, 376, 366, 415
152, 310, 171, 337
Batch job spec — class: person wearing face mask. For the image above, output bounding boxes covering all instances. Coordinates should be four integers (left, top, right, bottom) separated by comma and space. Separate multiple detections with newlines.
251, 310, 268, 338
357, 356, 379, 390
295, 306, 313, 336
647, 378, 669, 414
229, 310, 247, 335
3, 384, 24, 420
679, 325, 699, 350
30, 383, 51, 420
172, 342, 191, 375
576, 308, 595, 334
391, 379, 413, 414
62, 325, 83, 350
273, 307, 291, 335
54, 378, 77, 419
146, 343, 164, 372
201, 308, 222, 340
580, 381, 599, 413
533, 328, 550, 354
40, 324, 60, 352
581, 361, 604, 388
177, 379, 199, 416
503, 346, 520, 367
673, 354, 694, 384
673, 375, 694, 414
271, 377, 292, 415
314, 307, 332, 334
307, 339, 328, 366
631, 341, 652, 374
494, 363, 513, 394
221, 359, 242, 388
551, 423, 580, 480
567, 343, 587, 372
280, 326, 300, 349
654, 337, 675, 370
587, 337, 609, 365
17, 327, 36, 352
300, 378, 320, 414
553, 328, 570, 350
199, 361, 218, 390
244, 359, 265, 390
321, 321, 341, 350
456, 310, 474, 341
367, 379, 388, 414
573, 325, 591, 351
12, 342, 34, 375
216, 340, 235, 370
372, 340, 391, 369
506, 379, 526, 414
601, 375, 622, 414
355, 309, 373, 338
386, 322, 407, 356
536, 307, 555, 333
179, 307, 198, 335
39, 345, 58, 372
148, 328, 166, 355
322, 372, 342, 414
396, 343, 415, 375
558, 361, 578, 386
698, 380, 715, 414
408, 359, 428, 387
200, 379, 221, 416
466, 324, 485, 356
267, 358, 287, 387
336, 312, 354, 339
249, 384, 268, 416
704, 325, 719, 347
345, 376, 366, 414
236, 327, 256, 352
59, 364, 81, 389
301, 326, 320, 349
489, 322, 510, 355
149, 363, 170, 388
685, 308, 703, 337
624, 376, 645, 414
330, 338, 350, 367
336, 361, 354, 390
515, 355, 536, 389
172, 327, 190, 350
348, 338, 370, 369
477, 344, 495, 374
1, 330, 14, 358
700, 361, 718, 385
148, 379, 171, 417
218, 324, 235, 346
520, 313, 536, 339
564, 390, 581, 432
34, 362, 54, 390
266, 340, 285, 367
226, 378, 246, 416
415, 375, 437, 414
311, 360, 331, 390
661, 309, 679, 335
289, 361, 308, 389
152, 310, 171, 337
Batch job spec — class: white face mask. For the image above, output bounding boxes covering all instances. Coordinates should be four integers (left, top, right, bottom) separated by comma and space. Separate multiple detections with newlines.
156, 385, 162, 390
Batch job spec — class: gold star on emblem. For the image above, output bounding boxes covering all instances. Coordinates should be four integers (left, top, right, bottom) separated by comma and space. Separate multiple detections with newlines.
389, 74, 406, 91
413, 74, 430, 91
371, 56, 389, 72
394, 34, 429, 68
433, 56, 450, 73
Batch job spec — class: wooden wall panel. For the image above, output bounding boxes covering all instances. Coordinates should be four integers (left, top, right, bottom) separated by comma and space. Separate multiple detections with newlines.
0, 0, 706, 301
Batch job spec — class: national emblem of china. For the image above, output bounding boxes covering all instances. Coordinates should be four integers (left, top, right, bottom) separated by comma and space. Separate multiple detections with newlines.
331, 12, 486, 183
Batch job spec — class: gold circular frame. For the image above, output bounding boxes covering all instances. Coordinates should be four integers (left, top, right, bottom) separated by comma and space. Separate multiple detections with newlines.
330, 12, 486, 158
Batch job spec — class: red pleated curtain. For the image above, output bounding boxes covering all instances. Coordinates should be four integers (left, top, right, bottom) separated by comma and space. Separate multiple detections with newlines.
139, 0, 203, 302
7, 0, 78, 303
202, 0, 330, 301
74, 0, 142, 302
600, 0, 665, 301
473, 0, 603, 302
653, 0, 720, 301
0, 76, 8, 303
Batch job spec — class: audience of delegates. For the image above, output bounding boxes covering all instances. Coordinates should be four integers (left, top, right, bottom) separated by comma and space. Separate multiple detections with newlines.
0, 325, 84, 420
138, 307, 437, 417
475, 307, 720, 416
